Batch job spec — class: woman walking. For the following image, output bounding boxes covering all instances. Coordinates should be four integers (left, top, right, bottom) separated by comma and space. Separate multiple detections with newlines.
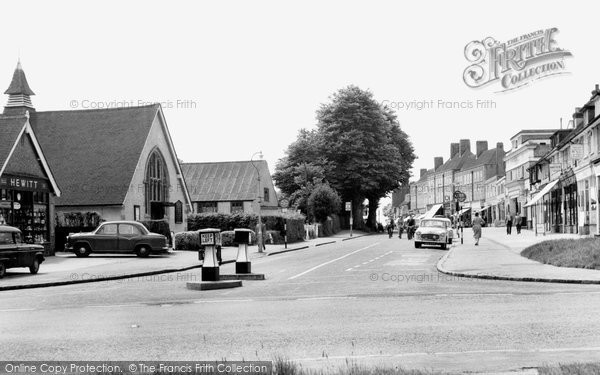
472, 212, 485, 246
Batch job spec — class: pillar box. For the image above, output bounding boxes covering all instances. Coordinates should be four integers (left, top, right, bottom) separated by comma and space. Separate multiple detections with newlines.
234, 228, 252, 274
199, 228, 221, 281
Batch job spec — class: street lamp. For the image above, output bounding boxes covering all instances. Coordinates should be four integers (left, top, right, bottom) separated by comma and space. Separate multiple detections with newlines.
251, 151, 264, 253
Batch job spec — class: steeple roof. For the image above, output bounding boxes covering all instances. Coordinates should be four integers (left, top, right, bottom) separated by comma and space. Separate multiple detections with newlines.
4, 61, 35, 96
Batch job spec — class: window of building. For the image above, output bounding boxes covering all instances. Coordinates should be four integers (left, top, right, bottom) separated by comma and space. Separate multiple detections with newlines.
231, 201, 244, 213
134, 205, 140, 221
145, 150, 169, 215
263, 187, 270, 202
175, 200, 183, 223
197, 202, 217, 213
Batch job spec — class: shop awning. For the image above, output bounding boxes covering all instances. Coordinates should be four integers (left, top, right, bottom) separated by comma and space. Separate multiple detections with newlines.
475, 205, 490, 212
457, 207, 471, 216
423, 203, 443, 219
524, 179, 559, 207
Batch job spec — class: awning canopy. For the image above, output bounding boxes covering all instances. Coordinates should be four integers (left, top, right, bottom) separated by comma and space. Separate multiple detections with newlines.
475, 205, 490, 212
524, 179, 559, 207
457, 207, 471, 216
423, 203, 443, 220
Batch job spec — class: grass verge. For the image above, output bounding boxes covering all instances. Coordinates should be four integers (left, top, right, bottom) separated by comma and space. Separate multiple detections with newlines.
538, 362, 600, 374
521, 237, 600, 269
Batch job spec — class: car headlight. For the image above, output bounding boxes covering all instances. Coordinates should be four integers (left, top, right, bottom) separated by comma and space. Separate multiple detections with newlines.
415, 231, 421, 238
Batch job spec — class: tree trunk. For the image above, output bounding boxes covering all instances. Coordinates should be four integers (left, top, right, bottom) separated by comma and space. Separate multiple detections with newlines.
367, 196, 379, 230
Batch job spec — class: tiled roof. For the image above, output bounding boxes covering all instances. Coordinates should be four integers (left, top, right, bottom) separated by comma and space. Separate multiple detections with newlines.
29, 105, 159, 206
4, 62, 35, 96
461, 148, 504, 170
0, 116, 27, 174
182, 160, 274, 202
437, 151, 475, 172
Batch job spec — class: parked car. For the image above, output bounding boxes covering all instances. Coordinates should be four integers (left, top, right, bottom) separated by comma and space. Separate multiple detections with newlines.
414, 218, 454, 250
0, 225, 45, 278
65, 221, 170, 257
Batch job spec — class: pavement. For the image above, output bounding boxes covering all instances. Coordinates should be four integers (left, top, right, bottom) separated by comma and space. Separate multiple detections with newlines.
438, 226, 600, 283
0, 230, 369, 290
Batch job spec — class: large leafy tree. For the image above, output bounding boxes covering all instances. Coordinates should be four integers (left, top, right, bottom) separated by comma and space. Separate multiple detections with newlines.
308, 183, 342, 223
274, 85, 415, 230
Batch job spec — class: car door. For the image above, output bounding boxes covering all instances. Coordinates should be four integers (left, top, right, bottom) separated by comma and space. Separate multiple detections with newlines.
0, 231, 17, 266
117, 224, 143, 252
93, 223, 118, 251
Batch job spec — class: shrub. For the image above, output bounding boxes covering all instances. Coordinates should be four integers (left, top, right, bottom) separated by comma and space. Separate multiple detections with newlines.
187, 211, 306, 243
308, 184, 342, 223
174, 231, 199, 250
140, 219, 172, 245
321, 214, 341, 237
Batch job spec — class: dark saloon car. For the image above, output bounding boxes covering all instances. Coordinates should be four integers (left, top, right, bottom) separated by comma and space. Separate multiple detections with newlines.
65, 221, 170, 257
0, 225, 45, 278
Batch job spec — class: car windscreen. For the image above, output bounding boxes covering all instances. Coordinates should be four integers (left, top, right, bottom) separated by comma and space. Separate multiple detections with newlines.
420, 220, 446, 228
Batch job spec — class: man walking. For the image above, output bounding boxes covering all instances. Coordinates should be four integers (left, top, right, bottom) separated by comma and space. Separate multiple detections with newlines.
506, 213, 513, 235
515, 212, 522, 234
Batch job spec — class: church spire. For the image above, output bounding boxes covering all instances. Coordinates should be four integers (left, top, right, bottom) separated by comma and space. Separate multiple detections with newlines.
4, 60, 35, 115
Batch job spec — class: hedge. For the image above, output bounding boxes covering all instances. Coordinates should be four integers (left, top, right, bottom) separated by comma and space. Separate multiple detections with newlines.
320, 214, 341, 237
187, 212, 306, 243
140, 219, 173, 246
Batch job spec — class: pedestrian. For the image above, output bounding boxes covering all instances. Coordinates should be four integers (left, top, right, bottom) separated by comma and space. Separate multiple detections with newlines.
505, 213, 513, 235
255, 221, 267, 251
472, 212, 485, 246
515, 212, 522, 234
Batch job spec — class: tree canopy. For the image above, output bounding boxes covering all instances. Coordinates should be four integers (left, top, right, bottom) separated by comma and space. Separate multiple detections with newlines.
274, 85, 415, 229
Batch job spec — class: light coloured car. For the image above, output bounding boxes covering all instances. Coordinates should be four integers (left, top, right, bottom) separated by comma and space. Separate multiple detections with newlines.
414, 217, 453, 250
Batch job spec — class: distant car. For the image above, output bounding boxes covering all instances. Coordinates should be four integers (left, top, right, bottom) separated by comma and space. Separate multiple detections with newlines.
0, 225, 45, 278
65, 221, 170, 257
414, 218, 454, 250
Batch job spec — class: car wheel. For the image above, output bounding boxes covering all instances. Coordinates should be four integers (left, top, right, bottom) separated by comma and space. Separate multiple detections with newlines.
29, 258, 40, 274
0, 262, 5, 279
414, 241, 421, 249
136, 245, 151, 258
441, 243, 447, 250
74, 244, 91, 257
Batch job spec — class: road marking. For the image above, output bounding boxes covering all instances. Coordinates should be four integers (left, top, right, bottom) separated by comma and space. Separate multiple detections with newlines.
193, 299, 253, 304
0, 308, 35, 312
295, 346, 600, 362
346, 250, 393, 272
288, 243, 379, 280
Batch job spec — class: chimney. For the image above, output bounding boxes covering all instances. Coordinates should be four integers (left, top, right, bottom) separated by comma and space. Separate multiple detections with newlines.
476, 141, 488, 158
459, 139, 471, 156
434, 157, 443, 171
573, 108, 584, 128
496, 142, 505, 176
450, 143, 459, 159
420, 168, 427, 178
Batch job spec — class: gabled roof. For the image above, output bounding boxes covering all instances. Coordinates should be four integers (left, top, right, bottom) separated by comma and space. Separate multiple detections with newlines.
0, 114, 60, 195
181, 160, 275, 202
4, 61, 35, 96
437, 151, 475, 173
29, 105, 159, 206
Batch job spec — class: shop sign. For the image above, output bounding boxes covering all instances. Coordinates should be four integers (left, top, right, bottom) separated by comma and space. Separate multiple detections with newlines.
0, 174, 49, 192
549, 164, 562, 179
570, 144, 584, 161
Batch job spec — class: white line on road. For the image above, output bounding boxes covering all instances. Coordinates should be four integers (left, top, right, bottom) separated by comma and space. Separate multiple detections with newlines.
288, 243, 379, 280
0, 308, 36, 312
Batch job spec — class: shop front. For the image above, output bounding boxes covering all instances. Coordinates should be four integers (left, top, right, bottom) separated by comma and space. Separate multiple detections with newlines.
561, 170, 578, 234
0, 174, 51, 244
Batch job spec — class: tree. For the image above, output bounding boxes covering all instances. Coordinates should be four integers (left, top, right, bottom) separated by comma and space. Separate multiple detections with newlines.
308, 184, 342, 223
273, 85, 415, 231
316, 86, 415, 230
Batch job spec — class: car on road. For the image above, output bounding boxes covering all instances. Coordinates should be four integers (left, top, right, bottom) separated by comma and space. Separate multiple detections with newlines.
414, 217, 453, 250
0, 225, 45, 278
65, 221, 170, 257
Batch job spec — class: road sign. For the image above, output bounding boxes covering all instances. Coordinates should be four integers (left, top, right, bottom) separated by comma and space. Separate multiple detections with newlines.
458, 192, 466, 202
453, 190, 463, 199
345, 202, 352, 211
279, 198, 289, 208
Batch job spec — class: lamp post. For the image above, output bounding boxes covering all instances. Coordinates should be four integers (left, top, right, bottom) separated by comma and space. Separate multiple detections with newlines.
251, 151, 264, 253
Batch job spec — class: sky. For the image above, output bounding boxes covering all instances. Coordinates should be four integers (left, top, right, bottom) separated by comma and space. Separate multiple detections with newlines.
0, 0, 596, 206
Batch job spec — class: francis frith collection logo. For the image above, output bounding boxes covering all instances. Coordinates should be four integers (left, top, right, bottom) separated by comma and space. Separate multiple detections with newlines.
463, 28, 572, 92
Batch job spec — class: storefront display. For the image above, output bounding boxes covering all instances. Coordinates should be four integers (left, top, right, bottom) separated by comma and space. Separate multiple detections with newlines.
0, 175, 50, 244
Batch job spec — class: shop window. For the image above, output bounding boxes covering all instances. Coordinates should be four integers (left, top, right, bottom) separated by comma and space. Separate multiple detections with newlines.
198, 202, 217, 213
231, 201, 244, 213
